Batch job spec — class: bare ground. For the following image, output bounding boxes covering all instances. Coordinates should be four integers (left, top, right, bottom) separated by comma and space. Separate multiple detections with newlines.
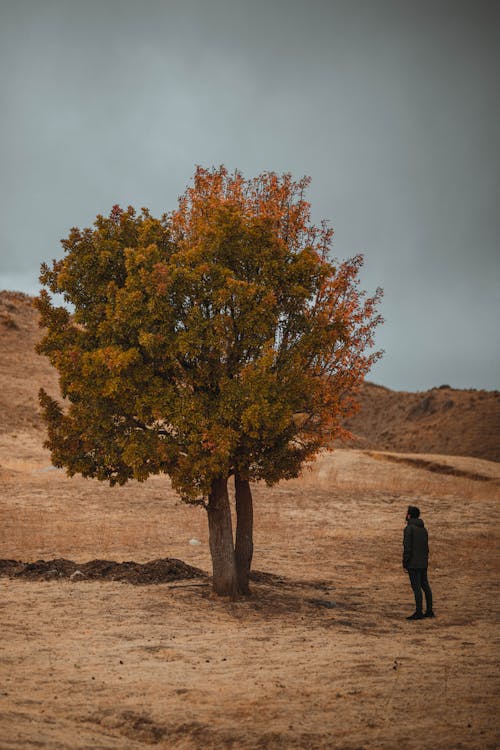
0, 437, 499, 749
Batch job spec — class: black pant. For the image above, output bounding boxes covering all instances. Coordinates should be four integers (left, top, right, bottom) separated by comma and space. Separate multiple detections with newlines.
408, 567, 433, 614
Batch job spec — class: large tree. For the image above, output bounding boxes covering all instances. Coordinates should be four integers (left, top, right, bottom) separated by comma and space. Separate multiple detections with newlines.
36, 167, 382, 597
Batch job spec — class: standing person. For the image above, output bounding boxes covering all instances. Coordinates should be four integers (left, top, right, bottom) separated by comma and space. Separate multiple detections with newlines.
403, 505, 435, 620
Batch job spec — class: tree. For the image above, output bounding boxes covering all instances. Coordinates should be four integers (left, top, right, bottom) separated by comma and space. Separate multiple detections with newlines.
36, 166, 383, 598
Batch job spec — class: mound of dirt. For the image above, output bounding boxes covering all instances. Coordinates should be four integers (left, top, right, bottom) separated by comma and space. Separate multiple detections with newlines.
0, 557, 207, 584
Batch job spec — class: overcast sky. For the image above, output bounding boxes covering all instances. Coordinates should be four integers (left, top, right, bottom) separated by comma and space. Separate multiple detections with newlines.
1, 0, 499, 391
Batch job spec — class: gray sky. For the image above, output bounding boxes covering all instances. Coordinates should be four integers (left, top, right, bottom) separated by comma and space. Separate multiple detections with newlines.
1, 0, 499, 391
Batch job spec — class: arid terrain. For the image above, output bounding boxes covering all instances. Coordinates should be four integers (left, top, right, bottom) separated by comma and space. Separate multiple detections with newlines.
343, 382, 500, 462
1, 290, 499, 749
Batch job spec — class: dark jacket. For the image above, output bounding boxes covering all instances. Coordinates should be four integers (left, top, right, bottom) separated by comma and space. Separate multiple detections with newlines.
403, 518, 429, 569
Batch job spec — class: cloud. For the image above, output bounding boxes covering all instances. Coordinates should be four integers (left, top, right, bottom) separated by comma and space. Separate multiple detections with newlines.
1, 0, 498, 389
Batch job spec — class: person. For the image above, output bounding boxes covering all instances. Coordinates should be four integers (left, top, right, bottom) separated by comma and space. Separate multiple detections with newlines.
403, 505, 435, 620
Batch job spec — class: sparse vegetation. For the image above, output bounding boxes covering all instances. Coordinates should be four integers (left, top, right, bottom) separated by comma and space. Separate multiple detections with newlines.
0, 312, 19, 329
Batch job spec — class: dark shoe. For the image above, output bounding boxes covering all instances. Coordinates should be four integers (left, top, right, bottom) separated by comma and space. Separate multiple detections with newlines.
424, 611, 436, 618
406, 612, 424, 620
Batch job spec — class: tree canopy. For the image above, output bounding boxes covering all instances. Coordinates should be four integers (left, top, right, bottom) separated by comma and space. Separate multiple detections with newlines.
36, 166, 383, 596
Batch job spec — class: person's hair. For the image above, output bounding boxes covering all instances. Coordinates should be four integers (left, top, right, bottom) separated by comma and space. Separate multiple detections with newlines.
407, 505, 420, 518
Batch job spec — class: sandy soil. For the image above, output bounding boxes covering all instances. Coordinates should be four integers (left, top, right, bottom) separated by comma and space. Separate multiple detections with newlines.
0, 438, 499, 749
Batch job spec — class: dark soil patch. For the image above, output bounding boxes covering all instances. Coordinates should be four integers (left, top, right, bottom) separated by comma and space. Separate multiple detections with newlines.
249, 570, 288, 585
0, 557, 207, 584
367, 452, 493, 482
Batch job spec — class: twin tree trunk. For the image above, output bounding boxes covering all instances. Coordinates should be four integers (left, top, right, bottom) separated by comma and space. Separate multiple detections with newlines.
234, 474, 254, 595
205, 474, 253, 598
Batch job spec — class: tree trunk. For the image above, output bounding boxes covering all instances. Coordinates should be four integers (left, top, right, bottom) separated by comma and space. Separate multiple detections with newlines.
234, 474, 254, 595
206, 475, 238, 598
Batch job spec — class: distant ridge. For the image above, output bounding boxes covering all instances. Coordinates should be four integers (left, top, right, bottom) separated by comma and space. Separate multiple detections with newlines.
342, 382, 500, 462
1, 290, 499, 462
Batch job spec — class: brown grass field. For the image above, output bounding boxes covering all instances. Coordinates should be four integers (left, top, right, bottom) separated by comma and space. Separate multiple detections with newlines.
1, 291, 499, 748
1, 431, 499, 750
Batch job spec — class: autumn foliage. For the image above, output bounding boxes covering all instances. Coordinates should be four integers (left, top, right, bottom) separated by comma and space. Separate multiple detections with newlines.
36, 166, 383, 596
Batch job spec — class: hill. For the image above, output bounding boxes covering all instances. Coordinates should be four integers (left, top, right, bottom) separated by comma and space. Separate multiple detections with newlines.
343, 382, 500, 462
0, 290, 59, 434
1, 290, 499, 461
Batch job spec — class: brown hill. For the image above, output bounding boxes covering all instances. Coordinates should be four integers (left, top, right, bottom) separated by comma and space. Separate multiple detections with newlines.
1, 290, 499, 461
0, 291, 59, 435
343, 381, 500, 462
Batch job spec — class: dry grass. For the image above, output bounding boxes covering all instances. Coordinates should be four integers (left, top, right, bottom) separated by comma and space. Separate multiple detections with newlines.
1, 290, 499, 748
0, 476, 207, 564
2, 446, 498, 563
291, 449, 500, 502
0, 445, 498, 749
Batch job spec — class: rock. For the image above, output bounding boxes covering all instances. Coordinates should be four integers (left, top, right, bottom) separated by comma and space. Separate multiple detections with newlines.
44, 569, 59, 579
70, 570, 86, 581
189, 538, 201, 546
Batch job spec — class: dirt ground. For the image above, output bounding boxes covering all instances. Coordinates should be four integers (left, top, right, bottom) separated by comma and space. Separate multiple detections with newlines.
1, 435, 499, 749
